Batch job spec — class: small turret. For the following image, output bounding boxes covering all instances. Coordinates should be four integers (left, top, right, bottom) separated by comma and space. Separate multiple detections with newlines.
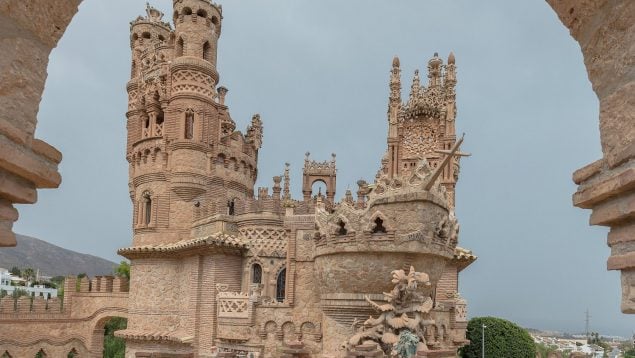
427, 52, 443, 87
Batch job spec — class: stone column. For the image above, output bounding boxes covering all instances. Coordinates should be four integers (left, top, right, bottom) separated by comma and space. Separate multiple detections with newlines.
547, 0, 635, 314
0, 0, 81, 246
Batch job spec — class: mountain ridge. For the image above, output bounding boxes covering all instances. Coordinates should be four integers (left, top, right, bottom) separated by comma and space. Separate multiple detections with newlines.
0, 234, 117, 277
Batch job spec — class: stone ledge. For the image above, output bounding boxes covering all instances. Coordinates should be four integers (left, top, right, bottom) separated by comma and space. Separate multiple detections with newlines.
607, 252, 635, 270
589, 191, 635, 226
0, 133, 61, 189
573, 159, 604, 185
574, 167, 635, 208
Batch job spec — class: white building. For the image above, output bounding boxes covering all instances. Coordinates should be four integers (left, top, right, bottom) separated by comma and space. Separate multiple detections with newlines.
0, 267, 58, 299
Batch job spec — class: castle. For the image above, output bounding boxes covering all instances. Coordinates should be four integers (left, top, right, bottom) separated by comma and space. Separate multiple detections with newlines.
0, 1, 475, 357
115, 1, 475, 356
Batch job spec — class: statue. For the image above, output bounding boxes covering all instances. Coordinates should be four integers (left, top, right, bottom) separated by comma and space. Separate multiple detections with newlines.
345, 266, 435, 357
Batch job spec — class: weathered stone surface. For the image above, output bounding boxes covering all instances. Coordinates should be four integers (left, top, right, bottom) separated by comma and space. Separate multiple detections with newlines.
551, 0, 635, 313
0, 0, 80, 246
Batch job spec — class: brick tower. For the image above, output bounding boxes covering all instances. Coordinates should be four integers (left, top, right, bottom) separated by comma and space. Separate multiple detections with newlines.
120, 1, 262, 356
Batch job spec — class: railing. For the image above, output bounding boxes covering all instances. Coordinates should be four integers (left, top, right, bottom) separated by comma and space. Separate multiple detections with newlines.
217, 291, 250, 319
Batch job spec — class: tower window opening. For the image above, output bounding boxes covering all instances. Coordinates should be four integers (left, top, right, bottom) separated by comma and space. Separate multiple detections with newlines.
142, 32, 151, 39
185, 111, 194, 139
176, 37, 184, 57
211, 16, 219, 26
252, 264, 262, 284
372, 217, 387, 234
197, 9, 207, 18
227, 199, 235, 216
276, 268, 286, 302
337, 220, 347, 236
156, 111, 164, 125
158, 34, 165, 42
144, 117, 150, 129
203, 41, 211, 61
144, 195, 152, 225
131, 60, 136, 78
183, 7, 192, 16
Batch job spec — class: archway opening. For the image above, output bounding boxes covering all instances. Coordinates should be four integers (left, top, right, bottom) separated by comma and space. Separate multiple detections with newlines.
102, 317, 127, 358
311, 180, 327, 200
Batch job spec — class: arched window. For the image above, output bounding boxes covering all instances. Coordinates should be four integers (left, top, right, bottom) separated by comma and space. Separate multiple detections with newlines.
252, 264, 262, 284
276, 268, 286, 302
184, 110, 194, 139
197, 9, 207, 18
144, 193, 152, 225
142, 32, 151, 39
202, 41, 211, 61
183, 7, 192, 15
372, 217, 387, 234
227, 199, 235, 216
158, 34, 165, 42
176, 37, 184, 57
211, 16, 219, 27
336, 220, 347, 236
35, 349, 47, 358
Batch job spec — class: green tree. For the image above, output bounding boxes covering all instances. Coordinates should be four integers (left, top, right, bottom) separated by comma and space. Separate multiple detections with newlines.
624, 348, 635, 358
114, 261, 130, 280
22, 267, 35, 283
459, 317, 536, 358
9, 266, 20, 277
103, 317, 127, 358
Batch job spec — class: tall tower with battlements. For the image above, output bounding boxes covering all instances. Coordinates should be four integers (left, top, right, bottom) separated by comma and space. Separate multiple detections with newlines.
126, 1, 261, 246
120, 1, 262, 355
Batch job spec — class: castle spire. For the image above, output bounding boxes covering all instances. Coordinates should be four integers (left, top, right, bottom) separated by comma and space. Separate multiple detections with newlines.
409, 69, 421, 103
283, 162, 290, 200
388, 56, 401, 125
445, 52, 457, 88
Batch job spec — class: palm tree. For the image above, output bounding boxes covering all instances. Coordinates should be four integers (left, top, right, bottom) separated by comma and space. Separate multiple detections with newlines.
22, 268, 35, 284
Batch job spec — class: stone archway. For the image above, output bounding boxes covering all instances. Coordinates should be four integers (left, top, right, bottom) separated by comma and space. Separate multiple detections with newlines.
0, 0, 632, 320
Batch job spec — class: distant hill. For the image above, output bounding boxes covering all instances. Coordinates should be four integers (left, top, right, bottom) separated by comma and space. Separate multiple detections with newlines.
0, 234, 117, 277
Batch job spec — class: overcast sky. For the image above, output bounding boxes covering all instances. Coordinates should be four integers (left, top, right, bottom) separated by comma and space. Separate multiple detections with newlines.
13, 0, 633, 336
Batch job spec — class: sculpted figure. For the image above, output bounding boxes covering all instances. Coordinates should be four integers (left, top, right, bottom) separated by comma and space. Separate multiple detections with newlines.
345, 266, 436, 357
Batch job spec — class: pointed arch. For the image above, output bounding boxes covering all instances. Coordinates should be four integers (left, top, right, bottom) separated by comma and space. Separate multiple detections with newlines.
368, 210, 392, 234
176, 36, 184, 57
251, 263, 262, 284
276, 267, 286, 302
202, 41, 211, 61
184, 109, 194, 139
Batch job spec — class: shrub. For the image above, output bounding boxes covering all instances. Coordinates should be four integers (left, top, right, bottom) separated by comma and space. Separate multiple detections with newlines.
460, 317, 536, 358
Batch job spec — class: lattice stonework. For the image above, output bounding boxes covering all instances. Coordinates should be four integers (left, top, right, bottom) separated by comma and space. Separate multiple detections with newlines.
240, 228, 287, 257
217, 292, 249, 318
401, 121, 439, 159
172, 70, 214, 86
